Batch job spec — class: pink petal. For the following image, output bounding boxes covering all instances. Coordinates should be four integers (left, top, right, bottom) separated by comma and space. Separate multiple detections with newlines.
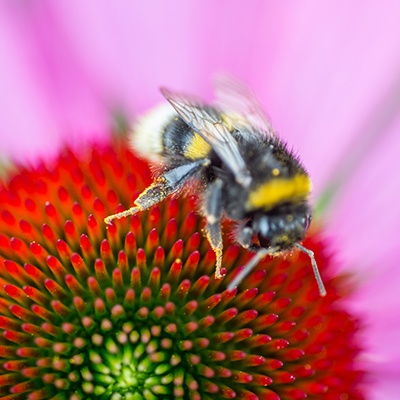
0, 1, 398, 177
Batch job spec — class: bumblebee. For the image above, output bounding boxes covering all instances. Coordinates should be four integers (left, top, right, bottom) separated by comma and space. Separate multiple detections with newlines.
105, 75, 326, 296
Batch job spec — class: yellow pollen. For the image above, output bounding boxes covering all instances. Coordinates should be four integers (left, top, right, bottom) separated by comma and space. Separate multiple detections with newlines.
184, 133, 212, 159
272, 168, 280, 176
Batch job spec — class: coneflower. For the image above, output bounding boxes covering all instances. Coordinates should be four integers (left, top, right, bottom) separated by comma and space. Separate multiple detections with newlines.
0, 139, 365, 399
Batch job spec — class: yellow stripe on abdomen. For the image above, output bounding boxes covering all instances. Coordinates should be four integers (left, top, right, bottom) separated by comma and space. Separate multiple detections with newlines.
184, 133, 212, 160
247, 174, 312, 210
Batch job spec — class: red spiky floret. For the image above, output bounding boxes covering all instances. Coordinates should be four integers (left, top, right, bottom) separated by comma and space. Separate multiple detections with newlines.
0, 139, 365, 399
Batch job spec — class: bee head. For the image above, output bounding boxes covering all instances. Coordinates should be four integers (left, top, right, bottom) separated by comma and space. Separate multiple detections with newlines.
252, 204, 311, 250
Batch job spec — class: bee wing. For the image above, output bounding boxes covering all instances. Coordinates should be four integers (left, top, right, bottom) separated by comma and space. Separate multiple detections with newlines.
214, 73, 277, 138
161, 87, 252, 187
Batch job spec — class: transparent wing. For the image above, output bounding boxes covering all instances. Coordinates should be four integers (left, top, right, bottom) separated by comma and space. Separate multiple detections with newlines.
214, 73, 277, 138
161, 87, 252, 187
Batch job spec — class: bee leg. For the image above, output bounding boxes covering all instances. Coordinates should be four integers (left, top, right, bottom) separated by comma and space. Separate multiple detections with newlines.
203, 179, 225, 279
104, 180, 171, 225
227, 247, 276, 290
105, 159, 208, 224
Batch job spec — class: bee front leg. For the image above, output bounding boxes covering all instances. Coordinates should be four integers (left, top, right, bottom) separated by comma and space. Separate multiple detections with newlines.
229, 222, 279, 289
105, 159, 208, 224
203, 179, 225, 279
227, 248, 272, 290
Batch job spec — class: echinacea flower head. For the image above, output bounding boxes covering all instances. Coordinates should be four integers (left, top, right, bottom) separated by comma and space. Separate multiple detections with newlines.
0, 139, 365, 399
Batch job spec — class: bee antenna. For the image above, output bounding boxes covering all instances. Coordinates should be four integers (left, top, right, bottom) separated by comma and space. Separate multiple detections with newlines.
295, 243, 327, 297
